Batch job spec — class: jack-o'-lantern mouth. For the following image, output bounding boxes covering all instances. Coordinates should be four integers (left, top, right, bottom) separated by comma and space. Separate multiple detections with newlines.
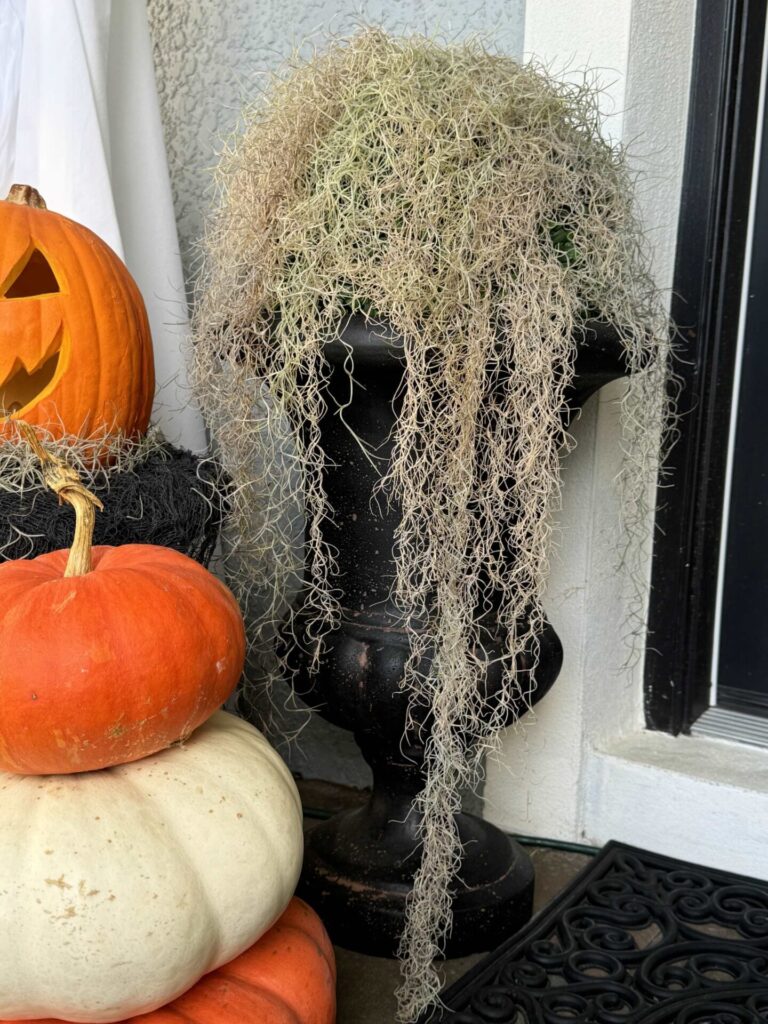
0, 332, 64, 418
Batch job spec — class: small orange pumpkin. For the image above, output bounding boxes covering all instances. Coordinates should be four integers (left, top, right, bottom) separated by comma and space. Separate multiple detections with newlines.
11, 898, 337, 1024
0, 184, 154, 441
0, 426, 245, 775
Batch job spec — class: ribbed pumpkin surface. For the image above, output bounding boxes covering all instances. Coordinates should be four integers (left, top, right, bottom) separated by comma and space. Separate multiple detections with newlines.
0, 544, 246, 774
0, 712, 304, 1022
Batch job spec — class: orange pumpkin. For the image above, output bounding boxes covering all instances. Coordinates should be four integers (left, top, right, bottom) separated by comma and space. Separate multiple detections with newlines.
0, 184, 154, 441
0, 427, 245, 775
10, 898, 337, 1024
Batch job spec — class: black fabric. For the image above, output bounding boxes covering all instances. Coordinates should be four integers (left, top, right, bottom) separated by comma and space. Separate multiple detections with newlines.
0, 445, 228, 566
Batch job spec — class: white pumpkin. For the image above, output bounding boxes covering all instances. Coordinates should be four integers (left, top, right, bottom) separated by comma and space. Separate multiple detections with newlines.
0, 711, 303, 1023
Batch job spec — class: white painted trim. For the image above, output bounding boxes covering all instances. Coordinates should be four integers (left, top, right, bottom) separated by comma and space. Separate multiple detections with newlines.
584, 729, 768, 879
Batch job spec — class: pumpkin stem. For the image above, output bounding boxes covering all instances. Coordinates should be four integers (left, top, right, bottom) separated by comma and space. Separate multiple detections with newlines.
17, 422, 103, 577
6, 184, 47, 209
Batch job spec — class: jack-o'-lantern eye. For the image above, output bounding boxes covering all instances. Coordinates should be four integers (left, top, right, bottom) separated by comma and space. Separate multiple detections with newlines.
4, 247, 60, 298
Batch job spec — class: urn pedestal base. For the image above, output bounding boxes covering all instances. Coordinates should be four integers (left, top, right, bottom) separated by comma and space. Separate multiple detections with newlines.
290, 608, 561, 958
299, 804, 534, 958
289, 607, 558, 958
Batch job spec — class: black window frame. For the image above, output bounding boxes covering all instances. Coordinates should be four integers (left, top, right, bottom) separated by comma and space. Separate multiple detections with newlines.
644, 0, 767, 735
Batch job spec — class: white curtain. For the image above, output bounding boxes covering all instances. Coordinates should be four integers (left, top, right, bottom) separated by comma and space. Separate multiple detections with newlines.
0, 0, 205, 450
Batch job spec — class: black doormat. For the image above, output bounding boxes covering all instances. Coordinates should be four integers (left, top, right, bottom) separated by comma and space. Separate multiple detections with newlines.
429, 841, 768, 1022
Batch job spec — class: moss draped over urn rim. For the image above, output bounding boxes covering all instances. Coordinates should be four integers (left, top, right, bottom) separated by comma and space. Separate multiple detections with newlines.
191, 27, 672, 1023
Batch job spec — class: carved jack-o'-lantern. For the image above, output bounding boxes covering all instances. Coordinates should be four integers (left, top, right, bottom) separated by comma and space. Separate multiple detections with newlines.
0, 185, 154, 442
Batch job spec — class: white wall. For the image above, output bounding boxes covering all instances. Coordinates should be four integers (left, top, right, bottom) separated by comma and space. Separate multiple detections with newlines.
486, 0, 768, 882
483, 0, 676, 839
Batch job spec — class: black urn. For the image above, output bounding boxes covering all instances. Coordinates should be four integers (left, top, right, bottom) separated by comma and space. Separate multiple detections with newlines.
286, 315, 631, 956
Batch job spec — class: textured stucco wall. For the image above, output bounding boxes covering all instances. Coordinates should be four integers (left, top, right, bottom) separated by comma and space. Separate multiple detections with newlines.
146, 0, 525, 285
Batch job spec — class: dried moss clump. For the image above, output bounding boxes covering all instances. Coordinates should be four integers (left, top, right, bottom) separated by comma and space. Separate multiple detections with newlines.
192, 29, 669, 1022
